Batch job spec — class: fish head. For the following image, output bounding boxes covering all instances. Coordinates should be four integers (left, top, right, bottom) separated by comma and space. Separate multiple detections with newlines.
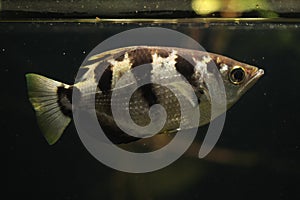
212, 55, 264, 108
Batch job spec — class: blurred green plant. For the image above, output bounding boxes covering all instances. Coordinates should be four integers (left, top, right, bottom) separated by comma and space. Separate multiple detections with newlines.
192, 0, 279, 17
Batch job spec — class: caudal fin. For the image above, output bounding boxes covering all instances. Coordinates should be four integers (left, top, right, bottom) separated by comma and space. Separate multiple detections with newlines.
26, 73, 72, 145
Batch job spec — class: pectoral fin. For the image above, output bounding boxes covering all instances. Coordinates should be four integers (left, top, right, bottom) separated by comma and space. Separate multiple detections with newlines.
166, 81, 199, 108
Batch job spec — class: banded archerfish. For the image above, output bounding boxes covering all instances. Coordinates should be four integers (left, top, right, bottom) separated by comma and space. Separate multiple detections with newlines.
26, 46, 264, 145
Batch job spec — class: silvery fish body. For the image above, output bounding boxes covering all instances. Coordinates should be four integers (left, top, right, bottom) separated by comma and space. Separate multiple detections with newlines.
26, 46, 264, 145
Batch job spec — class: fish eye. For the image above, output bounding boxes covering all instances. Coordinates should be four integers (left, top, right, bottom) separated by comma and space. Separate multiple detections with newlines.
229, 66, 245, 84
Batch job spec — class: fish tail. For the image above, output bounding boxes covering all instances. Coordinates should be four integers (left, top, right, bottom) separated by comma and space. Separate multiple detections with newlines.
25, 73, 73, 145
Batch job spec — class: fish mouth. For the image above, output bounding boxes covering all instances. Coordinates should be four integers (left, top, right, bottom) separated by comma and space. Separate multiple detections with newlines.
238, 68, 264, 95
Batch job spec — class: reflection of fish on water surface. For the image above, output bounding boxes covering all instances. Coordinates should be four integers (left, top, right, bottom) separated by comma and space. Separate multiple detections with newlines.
25, 46, 264, 145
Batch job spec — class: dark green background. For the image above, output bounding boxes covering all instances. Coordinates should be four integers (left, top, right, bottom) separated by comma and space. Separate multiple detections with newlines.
5, 22, 300, 199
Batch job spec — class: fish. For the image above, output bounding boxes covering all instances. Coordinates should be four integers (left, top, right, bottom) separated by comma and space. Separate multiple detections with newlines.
26, 46, 264, 145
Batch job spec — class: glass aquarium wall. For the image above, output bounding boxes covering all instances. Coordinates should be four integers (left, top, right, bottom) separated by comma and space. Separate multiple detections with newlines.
4, 0, 300, 200
1, 0, 300, 18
